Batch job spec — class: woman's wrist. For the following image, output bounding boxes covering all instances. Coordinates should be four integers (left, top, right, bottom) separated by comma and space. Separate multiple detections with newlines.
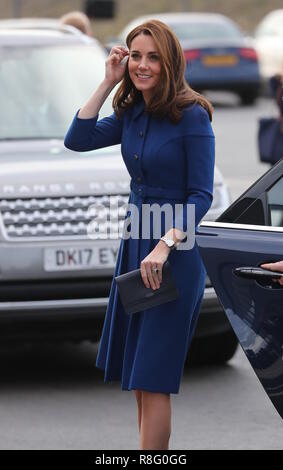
162, 228, 186, 246
156, 240, 172, 255
102, 77, 118, 90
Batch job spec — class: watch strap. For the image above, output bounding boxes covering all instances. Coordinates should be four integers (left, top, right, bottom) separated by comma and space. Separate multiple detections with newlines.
160, 236, 176, 250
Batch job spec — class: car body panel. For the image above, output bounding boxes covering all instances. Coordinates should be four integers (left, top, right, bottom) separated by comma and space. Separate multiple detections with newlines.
197, 159, 283, 418
255, 37, 283, 80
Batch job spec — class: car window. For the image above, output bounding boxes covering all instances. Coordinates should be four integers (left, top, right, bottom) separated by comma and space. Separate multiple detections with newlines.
169, 21, 242, 41
120, 17, 242, 43
218, 197, 266, 226
0, 44, 114, 140
218, 173, 283, 227
267, 177, 283, 227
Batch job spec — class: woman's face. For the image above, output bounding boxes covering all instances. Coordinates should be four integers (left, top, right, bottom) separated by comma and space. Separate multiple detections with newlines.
128, 33, 162, 103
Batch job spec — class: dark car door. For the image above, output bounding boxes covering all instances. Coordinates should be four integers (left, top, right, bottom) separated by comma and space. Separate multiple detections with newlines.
197, 158, 283, 419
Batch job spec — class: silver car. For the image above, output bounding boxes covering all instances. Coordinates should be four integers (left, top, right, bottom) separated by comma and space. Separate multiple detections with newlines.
0, 20, 236, 364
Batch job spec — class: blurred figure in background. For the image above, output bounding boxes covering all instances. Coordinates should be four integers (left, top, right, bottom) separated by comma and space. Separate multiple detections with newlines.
60, 11, 93, 37
258, 62, 283, 165
269, 63, 283, 132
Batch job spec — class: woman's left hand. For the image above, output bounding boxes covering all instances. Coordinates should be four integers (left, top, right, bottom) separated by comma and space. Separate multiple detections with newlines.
140, 243, 171, 290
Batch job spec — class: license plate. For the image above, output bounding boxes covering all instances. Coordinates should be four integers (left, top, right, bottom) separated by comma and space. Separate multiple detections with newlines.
44, 245, 119, 271
202, 55, 238, 66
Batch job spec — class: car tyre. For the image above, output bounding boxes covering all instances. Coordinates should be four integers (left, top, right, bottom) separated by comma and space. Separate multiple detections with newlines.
186, 329, 238, 365
239, 91, 258, 106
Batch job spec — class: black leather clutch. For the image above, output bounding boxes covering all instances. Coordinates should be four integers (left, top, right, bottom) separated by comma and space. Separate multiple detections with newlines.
115, 260, 179, 314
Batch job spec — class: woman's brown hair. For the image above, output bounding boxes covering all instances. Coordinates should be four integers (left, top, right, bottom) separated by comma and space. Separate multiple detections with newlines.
113, 19, 213, 123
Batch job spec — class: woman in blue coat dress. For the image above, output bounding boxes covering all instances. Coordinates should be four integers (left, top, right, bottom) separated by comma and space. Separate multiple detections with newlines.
64, 20, 215, 450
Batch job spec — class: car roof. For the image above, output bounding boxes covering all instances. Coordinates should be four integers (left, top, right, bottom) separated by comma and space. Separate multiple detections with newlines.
262, 8, 283, 18
255, 9, 283, 35
119, 12, 239, 39
133, 12, 234, 23
120, 12, 236, 30
0, 17, 96, 46
256, 8, 283, 25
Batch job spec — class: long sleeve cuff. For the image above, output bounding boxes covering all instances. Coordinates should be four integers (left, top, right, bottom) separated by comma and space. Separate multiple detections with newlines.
64, 109, 99, 151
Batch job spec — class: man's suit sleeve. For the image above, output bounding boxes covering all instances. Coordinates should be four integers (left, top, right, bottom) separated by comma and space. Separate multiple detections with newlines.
64, 109, 123, 152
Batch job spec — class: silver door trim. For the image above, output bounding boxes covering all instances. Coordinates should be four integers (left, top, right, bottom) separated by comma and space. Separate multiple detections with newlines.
199, 221, 283, 233
0, 297, 109, 311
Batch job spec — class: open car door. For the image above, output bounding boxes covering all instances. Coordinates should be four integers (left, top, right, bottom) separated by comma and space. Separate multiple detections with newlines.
197, 158, 283, 419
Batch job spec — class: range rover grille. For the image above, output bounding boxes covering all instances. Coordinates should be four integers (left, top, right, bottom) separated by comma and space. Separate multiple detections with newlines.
0, 194, 130, 239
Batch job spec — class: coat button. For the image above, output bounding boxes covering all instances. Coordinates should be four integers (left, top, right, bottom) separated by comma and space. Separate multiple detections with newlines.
134, 154, 139, 160
139, 131, 143, 137
137, 177, 142, 182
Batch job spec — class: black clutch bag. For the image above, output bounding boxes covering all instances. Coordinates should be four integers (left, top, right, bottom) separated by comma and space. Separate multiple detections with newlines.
115, 260, 179, 315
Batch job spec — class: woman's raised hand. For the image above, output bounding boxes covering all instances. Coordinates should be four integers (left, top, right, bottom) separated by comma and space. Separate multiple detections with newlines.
105, 46, 129, 86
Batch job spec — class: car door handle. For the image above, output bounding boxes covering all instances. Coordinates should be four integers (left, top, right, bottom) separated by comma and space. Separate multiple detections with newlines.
234, 267, 283, 281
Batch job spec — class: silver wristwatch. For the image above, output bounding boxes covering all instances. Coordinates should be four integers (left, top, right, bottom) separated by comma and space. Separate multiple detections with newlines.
160, 236, 176, 250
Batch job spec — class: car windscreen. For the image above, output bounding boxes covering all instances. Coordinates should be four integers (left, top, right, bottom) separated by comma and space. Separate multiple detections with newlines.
0, 44, 114, 140
169, 21, 243, 41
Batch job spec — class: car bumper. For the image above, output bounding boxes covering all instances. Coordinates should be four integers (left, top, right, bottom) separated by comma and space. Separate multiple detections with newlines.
188, 79, 261, 93
186, 61, 261, 91
0, 285, 231, 343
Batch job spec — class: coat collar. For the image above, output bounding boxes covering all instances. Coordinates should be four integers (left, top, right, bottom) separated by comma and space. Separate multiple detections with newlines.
132, 97, 146, 121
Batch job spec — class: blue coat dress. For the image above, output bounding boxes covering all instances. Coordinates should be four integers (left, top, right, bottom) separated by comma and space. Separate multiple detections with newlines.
64, 98, 215, 394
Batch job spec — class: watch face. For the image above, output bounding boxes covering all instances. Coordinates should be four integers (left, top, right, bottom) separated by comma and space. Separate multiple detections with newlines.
167, 239, 175, 247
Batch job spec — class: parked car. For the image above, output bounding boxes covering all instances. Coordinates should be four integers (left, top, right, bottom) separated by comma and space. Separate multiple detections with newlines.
254, 9, 283, 87
0, 19, 235, 364
107, 12, 261, 105
0, 17, 85, 35
197, 158, 283, 418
